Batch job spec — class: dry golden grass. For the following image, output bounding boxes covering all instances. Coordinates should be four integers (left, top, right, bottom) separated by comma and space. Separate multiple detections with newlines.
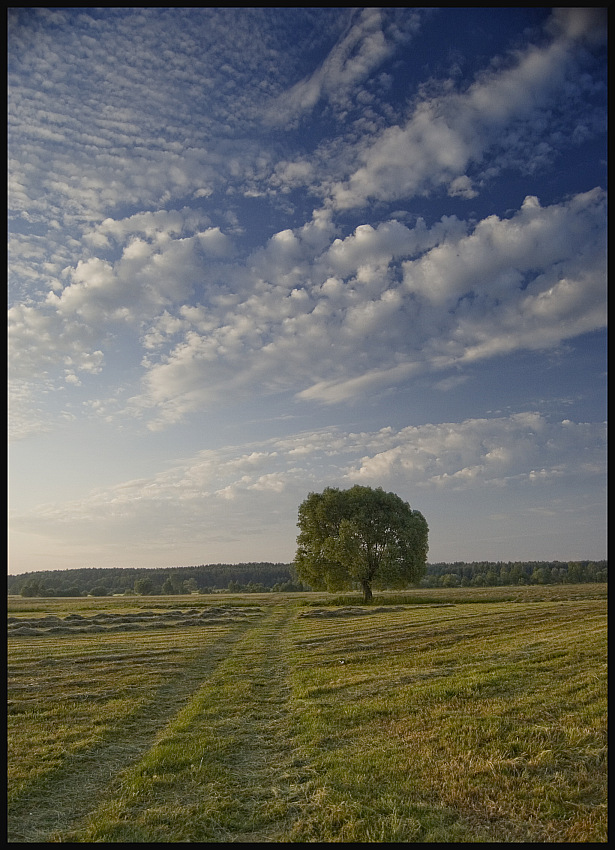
7, 585, 607, 842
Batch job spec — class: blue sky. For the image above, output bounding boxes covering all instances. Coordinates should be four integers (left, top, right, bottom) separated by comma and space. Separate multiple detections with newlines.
8, 8, 607, 574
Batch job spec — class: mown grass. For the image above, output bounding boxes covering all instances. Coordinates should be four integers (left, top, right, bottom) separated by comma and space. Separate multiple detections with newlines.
7, 585, 607, 842
287, 593, 607, 842
306, 583, 608, 606
6, 594, 263, 615
7, 614, 263, 841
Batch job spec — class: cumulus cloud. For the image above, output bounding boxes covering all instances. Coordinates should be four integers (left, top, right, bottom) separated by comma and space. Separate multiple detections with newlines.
7, 8, 606, 572
265, 8, 422, 126
8, 302, 105, 381
327, 8, 606, 210
136, 189, 604, 421
50, 224, 231, 324
10, 413, 605, 552
343, 412, 550, 488
8, 182, 605, 433
402, 188, 605, 307
8, 8, 606, 442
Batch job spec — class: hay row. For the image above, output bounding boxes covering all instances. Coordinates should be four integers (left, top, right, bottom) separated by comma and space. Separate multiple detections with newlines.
8, 607, 262, 636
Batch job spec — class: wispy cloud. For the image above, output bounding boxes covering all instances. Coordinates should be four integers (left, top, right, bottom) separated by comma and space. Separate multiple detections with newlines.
8, 9, 606, 569
11, 414, 605, 551
327, 8, 607, 209
9, 185, 605, 434
265, 8, 423, 127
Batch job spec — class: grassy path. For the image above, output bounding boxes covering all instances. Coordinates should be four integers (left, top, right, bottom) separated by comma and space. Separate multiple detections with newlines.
8, 588, 607, 843
7, 618, 263, 842
53, 604, 306, 842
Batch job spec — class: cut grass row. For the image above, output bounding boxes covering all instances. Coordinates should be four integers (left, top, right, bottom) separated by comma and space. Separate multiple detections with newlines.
59, 605, 303, 842
7, 585, 607, 842
8, 617, 263, 841
287, 598, 606, 842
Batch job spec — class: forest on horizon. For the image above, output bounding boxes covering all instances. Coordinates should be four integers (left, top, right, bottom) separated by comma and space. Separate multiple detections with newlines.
8, 559, 607, 598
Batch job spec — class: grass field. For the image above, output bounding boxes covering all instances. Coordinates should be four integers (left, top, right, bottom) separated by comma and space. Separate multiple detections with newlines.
7, 584, 607, 842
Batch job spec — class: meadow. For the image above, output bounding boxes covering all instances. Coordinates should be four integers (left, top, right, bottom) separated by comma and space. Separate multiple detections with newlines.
7, 584, 607, 843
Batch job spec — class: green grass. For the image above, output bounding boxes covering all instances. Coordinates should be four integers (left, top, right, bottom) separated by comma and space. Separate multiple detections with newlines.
7, 585, 607, 842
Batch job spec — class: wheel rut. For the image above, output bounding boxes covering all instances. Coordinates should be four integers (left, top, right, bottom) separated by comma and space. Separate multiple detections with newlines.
202, 604, 308, 842
7, 618, 262, 843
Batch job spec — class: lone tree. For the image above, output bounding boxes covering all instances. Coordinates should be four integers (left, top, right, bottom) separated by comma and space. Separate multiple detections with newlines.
294, 485, 428, 603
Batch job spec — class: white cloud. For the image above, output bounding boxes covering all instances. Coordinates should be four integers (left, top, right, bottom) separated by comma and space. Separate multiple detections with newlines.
448, 175, 477, 199
42, 216, 232, 327
8, 184, 605, 434
296, 363, 420, 406
343, 412, 606, 490
9, 9, 339, 229
402, 189, 605, 307
327, 8, 606, 210
10, 413, 605, 553
8, 302, 105, 380
7, 9, 606, 572
265, 8, 422, 127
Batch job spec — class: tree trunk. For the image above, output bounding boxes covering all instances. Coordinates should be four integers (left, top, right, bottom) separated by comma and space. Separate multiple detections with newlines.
361, 581, 373, 604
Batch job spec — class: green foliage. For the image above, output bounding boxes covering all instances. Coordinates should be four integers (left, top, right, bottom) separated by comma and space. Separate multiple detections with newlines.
20, 580, 41, 597
294, 486, 428, 602
423, 560, 608, 588
8, 558, 607, 598
134, 578, 155, 595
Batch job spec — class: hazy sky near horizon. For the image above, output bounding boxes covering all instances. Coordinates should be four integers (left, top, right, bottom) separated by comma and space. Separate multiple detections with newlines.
8, 8, 607, 575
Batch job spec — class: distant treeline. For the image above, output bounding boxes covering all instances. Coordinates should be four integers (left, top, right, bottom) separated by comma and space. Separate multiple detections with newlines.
422, 560, 607, 587
9, 563, 303, 598
7, 559, 607, 597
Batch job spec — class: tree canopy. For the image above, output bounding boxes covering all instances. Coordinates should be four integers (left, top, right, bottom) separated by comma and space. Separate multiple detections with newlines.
294, 485, 429, 602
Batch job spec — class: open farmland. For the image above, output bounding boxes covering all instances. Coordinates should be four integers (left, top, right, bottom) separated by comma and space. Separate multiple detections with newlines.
7, 585, 607, 843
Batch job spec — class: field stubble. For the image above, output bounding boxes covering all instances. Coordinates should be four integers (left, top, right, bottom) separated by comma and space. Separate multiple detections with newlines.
7, 585, 607, 842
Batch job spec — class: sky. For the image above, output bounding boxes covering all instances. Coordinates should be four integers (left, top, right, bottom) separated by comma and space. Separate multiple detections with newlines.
8, 7, 607, 575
